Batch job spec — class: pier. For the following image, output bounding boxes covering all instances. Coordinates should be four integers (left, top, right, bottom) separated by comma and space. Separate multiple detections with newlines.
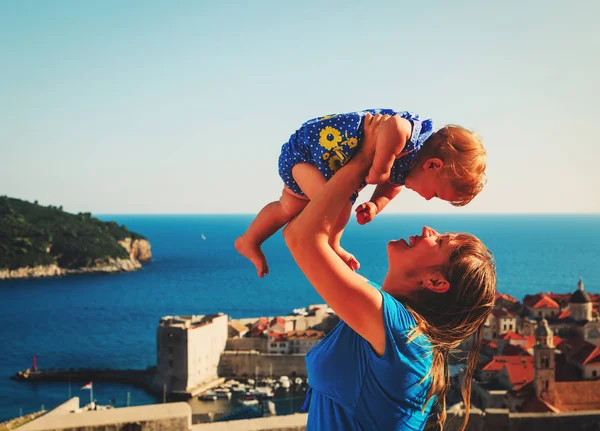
12, 368, 157, 396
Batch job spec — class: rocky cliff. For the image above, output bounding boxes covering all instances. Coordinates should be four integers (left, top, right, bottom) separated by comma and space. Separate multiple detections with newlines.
0, 239, 152, 280
0, 197, 153, 280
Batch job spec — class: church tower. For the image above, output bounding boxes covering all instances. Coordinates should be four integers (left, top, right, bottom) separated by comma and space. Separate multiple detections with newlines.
570, 276, 592, 322
534, 319, 556, 405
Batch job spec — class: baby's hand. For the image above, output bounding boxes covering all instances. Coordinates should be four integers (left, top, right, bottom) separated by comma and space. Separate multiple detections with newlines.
355, 202, 378, 225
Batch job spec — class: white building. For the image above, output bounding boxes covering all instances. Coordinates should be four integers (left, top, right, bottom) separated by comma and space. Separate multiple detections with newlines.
155, 313, 228, 396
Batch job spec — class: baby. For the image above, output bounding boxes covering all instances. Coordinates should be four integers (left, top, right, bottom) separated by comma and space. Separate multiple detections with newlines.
235, 109, 486, 277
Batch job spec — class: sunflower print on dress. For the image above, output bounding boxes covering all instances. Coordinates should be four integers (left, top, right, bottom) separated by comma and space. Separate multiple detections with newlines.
320, 130, 358, 172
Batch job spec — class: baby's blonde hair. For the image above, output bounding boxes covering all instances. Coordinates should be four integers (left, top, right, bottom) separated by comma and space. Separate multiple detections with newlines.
419, 126, 487, 206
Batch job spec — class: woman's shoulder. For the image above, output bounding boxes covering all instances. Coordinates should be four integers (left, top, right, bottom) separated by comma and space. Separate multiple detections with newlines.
368, 282, 417, 331
368, 282, 432, 360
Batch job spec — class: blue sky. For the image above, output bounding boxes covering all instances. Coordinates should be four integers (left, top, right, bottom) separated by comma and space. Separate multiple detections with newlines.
1, 0, 598, 214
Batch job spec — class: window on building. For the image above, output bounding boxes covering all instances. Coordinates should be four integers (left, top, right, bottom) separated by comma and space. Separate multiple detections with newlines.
545, 380, 549, 391
271, 343, 277, 348
551, 311, 554, 317
503, 324, 507, 330
168, 347, 173, 354
538, 312, 542, 317
509, 324, 513, 330
593, 371, 597, 377
168, 360, 173, 368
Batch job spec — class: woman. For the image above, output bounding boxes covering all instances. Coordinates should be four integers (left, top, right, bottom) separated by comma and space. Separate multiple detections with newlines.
284, 114, 496, 430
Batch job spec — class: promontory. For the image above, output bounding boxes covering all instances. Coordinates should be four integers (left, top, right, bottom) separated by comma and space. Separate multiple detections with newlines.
0, 196, 151, 279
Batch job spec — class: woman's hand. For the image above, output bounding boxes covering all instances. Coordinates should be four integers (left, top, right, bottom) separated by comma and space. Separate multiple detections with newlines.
355, 113, 387, 168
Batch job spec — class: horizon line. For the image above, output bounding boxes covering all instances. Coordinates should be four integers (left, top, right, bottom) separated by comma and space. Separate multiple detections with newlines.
95, 212, 600, 216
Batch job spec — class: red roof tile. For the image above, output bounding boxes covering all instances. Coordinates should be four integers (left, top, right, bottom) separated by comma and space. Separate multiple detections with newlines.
482, 356, 533, 372
532, 295, 560, 309
503, 360, 535, 390
492, 309, 516, 318
554, 381, 600, 411
571, 342, 600, 366
502, 331, 525, 341
496, 293, 519, 303
269, 316, 286, 327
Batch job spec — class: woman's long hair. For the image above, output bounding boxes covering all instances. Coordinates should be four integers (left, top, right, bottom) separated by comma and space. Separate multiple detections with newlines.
402, 233, 496, 431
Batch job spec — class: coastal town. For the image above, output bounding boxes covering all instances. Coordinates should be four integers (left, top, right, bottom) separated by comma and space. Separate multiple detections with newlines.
10, 277, 600, 430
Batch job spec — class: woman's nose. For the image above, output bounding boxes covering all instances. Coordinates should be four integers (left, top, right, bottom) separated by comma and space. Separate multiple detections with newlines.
423, 226, 438, 236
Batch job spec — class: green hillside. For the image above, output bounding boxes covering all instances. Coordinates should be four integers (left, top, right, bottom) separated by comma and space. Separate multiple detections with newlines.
0, 196, 145, 270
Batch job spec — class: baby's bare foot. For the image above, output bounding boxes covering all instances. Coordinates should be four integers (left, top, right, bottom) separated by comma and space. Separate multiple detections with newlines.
333, 246, 360, 271
235, 235, 269, 278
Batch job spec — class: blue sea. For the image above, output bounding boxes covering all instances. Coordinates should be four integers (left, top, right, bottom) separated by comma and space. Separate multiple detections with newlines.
1, 214, 600, 421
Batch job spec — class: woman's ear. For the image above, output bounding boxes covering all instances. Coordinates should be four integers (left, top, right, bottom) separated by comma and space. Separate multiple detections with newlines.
422, 158, 444, 171
422, 271, 450, 294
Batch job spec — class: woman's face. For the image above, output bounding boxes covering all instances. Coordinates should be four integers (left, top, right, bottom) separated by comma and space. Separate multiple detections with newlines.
387, 226, 454, 280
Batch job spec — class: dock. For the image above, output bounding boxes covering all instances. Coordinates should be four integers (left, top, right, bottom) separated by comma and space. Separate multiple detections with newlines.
12, 368, 157, 395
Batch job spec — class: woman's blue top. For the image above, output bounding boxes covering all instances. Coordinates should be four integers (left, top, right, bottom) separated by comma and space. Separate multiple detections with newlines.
304, 282, 435, 430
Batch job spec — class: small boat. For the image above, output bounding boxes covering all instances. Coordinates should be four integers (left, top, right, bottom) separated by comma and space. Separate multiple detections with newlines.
247, 379, 255, 386
254, 386, 274, 398
295, 377, 303, 385
198, 391, 218, 401
232, 384, 246, 393
239, 394, 259, 406
201, 234, 207, 240
214, 388, 232, 400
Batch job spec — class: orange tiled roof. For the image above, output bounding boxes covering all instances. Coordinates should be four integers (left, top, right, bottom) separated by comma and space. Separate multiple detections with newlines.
496, 293, 519, 303
269, 333, 288, 342
521, 335, 563, 350
269, 316, 286, 327
482, 356, 533, 372
532, 295, 560, 309
230, 321, 249, 334
503, 360, 535, 390
571, 342, 600, 366
492, 309, 516, 318
502, 331, 525, 341
286, 329, 325, 340
557, 310, 571, 320
554, 381, 600, 411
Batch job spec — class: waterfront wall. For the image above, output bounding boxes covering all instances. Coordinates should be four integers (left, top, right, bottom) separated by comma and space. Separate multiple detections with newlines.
218, 352, 307, 377
188, 408, 600, 431
19, 397, 191, 431
225, 338, 268, 352
444, 407, 600, 430
191, 414, 308, 431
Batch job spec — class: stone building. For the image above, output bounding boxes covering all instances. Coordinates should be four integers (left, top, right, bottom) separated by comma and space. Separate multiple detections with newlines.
154, 313, 228, 396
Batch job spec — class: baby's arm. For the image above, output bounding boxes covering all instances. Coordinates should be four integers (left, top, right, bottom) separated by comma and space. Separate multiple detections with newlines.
355, 182, 403, 225
365, 115, 412, 184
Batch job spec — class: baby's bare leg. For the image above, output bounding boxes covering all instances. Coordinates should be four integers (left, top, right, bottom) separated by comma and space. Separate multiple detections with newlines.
329, 201, 360, 271
291, 163, 358, 270
235, 188, 308, 278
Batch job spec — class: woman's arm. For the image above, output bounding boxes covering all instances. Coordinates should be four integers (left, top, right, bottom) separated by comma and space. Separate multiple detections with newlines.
283, 114, 393, 356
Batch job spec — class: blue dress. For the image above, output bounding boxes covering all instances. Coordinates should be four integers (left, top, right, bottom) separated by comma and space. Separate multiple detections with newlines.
278, 109, 434, 202
303, 282, 435, 430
